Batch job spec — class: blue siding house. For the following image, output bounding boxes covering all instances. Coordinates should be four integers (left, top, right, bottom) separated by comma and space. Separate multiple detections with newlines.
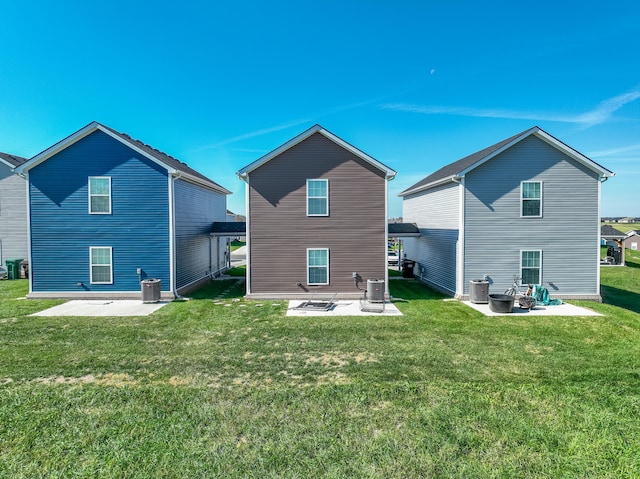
400, 127, 614, 301
16, 122, 231, 299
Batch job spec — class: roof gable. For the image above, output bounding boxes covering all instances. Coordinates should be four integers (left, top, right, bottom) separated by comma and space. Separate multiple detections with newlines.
0, 152, 27, 169
399, 126, 615, 197
16, 122, 231, 194
237, 124, 396, 180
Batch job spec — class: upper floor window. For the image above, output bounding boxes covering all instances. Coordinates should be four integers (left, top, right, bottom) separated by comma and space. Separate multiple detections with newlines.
89, 177, 111, 214
307, 179, 328, 216
521, 181, 542, 217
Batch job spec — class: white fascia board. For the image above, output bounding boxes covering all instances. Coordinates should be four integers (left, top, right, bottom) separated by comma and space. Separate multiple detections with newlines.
456, 127, 540, 178
15, 121, 102, 173
532, 130, 615, 178
170, 170, 232, 195
16, 121, 170, 174
15, 122, 233, 195
237, 124, 397, 180
398, 176, 457, 197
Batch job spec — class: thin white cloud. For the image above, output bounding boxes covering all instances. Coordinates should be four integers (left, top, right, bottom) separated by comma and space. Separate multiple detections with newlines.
193, 98, 385, 153
575, 90, 640, 127
381, 87, 640, 129
589, 144, 640, 158
206, 118, 311, 149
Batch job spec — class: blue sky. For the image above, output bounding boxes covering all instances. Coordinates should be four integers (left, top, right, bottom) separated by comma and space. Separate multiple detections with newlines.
2, 1, 639, 218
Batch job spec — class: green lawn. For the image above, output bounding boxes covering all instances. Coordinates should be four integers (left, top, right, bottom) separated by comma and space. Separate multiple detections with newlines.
1, 258, 640, 478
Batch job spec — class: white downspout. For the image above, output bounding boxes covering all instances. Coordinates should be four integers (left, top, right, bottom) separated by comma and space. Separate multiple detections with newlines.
24, 171, 34, 295
244, 175, 251, 295
452, 176, 465, 298
384, 177, 390, 299
169, 172, 179, 299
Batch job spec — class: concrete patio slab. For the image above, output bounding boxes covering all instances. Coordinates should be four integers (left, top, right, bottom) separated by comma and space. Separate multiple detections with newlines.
287, 300, 403, 317
31, 300, 169, 317
462, 300, 602, 317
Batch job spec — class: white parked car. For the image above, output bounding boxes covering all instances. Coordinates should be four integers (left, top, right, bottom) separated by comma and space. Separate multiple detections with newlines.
387, 251, 399, 266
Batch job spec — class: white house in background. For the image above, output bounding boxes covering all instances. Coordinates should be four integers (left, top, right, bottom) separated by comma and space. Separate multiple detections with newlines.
0, 152, 28, 271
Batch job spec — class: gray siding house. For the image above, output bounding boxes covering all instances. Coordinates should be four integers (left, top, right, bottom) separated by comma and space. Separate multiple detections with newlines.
237, 125, 396, 299
0, 152, 28, 269
400, 127, 614, 301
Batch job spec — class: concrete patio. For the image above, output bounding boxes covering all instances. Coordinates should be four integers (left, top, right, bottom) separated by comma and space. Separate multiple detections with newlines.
462, 300, 603, 317
31, 300, 169, 317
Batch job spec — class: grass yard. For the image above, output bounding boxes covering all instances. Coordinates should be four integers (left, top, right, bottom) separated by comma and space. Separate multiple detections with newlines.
1, 258, 640, 478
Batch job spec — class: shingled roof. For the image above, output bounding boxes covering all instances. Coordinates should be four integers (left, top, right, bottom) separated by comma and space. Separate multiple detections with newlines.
399, 126, 614, 197
0, 152, 27, 168
98, 124, 229, 193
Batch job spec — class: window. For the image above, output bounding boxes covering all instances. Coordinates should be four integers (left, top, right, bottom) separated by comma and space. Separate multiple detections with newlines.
90, 247, 113, 284
307, 248, 329, 285
89, 177, 111, 214
521, 181, 542, 217
307, 179, 328, 216
521, 250, 541, 285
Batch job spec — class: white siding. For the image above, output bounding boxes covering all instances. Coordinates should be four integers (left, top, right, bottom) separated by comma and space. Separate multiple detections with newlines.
403, 182, 459, 294
0, 164, 28, 264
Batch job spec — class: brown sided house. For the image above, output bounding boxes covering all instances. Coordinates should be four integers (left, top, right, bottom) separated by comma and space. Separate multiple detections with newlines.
237, 125, 397, 299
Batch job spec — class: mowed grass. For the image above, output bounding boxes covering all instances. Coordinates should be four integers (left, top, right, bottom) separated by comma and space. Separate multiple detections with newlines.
1, 262, 640, 478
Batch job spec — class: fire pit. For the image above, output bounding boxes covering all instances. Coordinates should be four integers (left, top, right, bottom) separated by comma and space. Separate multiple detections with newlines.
488, 294, 515, 313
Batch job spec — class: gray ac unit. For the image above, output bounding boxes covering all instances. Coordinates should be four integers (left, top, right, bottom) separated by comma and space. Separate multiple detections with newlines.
141, 278, 161, 303
367, 279, 385, 303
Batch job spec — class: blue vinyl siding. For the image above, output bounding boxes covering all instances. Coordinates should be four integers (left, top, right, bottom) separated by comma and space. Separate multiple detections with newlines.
174, 179, 227, 289
463, 136, 600, 296
28, 130, 171, 293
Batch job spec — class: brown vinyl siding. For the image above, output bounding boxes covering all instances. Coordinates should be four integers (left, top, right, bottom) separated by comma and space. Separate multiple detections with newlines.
247, 132, 387, 295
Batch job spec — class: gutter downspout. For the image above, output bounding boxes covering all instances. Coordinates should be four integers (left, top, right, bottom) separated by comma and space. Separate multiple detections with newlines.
169, 171, 182, 299
236, 172, 251, 295
384, 175, 392, 299
24, 171, 34, 296
452, 175, 465, 298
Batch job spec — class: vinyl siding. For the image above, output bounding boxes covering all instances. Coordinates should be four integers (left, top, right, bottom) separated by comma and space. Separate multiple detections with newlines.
0, 163, 28, 263
402, 182, 459, 293
247, 132, 387, 295
463, 135, 601, 296
28, 130, 171, 293
174, 178, 227, 290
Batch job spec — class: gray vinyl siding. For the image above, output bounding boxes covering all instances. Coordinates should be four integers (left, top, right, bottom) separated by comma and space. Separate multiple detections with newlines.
402, 182, 459, 293
463, 135, 601, 296
247, 132, 387, 295
174, 179, 227, 290
0, 163, 28, 264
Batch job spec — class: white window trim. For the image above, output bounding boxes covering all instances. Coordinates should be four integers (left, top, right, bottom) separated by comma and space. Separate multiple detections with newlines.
520, 181, 542, 218
307, 248, 329, 285
306, 179, 329, 217
89, 176, 112, 214
520, 249, 542, 285
90, 246, 113, 284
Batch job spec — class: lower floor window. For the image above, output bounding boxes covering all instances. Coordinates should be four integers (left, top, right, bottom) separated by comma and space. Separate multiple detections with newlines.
90, 247, 113, 284
521, 250, 541, 285
307, 248, 329, 285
